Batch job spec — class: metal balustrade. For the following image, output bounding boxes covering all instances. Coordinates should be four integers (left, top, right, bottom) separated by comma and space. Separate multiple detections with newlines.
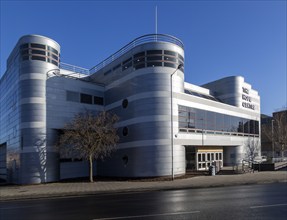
60, 62, 90, 75
179, 127, 260, 138
89, 34, 184, 74
59, 34, 183, 76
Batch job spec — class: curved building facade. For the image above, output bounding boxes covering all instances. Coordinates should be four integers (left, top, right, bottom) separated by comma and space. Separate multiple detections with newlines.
19, 35, 61, 184
0, 35, 61, 184
91, 38, 186, 177
0, 34, 261, 184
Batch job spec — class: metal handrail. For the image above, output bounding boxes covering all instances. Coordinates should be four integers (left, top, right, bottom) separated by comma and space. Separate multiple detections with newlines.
60, 62, 90, 75
179, 127, 260, 138
89, 34, 184, 74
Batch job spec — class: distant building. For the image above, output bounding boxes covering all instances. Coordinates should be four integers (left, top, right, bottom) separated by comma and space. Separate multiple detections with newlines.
0, 34, 261, 184
261, 114, 273, 158
261, 110, 287, 159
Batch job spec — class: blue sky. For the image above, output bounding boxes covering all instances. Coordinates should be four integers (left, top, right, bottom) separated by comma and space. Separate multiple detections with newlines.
1, 0, 286, 115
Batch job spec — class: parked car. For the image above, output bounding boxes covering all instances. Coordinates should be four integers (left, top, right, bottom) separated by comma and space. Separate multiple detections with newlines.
253, 156, 267, 163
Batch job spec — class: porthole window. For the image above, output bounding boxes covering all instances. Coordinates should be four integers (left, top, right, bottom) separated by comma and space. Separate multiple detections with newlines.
122, 99, 128, 108
122, 155, 128, 166
123, 127, 128, 136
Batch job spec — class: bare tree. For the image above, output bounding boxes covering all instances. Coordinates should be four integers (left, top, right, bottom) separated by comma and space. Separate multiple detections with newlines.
262, 110, 287, 158
245, 137, 260, 164
58, 110, 119, 182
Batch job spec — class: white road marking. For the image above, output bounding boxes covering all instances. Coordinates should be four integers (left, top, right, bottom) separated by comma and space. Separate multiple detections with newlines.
250, 203, 287, 209
93, 211, 200, 220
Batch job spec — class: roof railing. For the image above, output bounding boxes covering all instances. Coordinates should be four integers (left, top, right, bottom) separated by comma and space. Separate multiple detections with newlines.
89, 34, 184, 74
60, 62, 90, 75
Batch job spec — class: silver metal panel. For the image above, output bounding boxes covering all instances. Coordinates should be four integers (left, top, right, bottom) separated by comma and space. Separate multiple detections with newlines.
16, 35, 61, 184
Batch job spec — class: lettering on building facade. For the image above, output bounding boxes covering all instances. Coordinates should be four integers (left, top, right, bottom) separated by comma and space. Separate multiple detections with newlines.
242, 87, 255, 110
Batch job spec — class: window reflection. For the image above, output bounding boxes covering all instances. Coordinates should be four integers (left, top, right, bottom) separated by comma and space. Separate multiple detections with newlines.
178, 105, 259, 135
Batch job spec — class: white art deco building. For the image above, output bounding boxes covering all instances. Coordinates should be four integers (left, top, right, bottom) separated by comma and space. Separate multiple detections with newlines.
0, 34, 261, 184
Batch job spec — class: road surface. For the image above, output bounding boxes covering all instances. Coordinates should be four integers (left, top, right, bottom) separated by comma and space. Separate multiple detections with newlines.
1, 183, 287, 220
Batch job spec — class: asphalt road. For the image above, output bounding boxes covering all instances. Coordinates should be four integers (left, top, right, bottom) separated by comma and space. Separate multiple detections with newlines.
1, 183, 287, 220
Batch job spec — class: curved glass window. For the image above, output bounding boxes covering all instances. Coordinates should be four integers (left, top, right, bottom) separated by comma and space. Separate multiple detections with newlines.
19, 43, 59, 67
48, 46, 59, 55
134, 57, 145, 64
147, 62, 162, 67
178, 53, 184, 61
32, 50, 46, 55
147, 56, 162, 61
52, 54, 58, 60
31, 56, 46, 61
123, 57, 132, 64
134, 63, 145, 70
134, 52, 145, 58
147, 50, 162, 55
51, 60, 58, 66
164, 62, 177, 68
164, 56, 177, 62
164, 50, 177, 56
31, 43, 46, 49
122, 61, 132, 71
107, 49, 184, 76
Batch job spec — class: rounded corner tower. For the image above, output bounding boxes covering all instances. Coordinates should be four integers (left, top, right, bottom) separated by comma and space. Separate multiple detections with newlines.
94, 34, 186, 178
18, 35, 61, 184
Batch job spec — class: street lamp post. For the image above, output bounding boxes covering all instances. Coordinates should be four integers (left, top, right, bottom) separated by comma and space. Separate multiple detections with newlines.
170, 64, 183, 180
271, 119, 275, 162
200, 118, 204, 146
200, 118, 205, 169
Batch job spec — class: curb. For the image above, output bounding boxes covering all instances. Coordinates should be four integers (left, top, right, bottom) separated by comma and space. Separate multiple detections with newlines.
1, 178, 286, 202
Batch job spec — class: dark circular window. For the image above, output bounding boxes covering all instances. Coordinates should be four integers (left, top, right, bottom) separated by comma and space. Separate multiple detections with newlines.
123, 127, 128, 136
122, 155, 128, 166
122, 99, 128, 108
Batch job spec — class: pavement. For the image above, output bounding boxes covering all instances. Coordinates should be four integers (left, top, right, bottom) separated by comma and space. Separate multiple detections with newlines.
0, 171, 286, 201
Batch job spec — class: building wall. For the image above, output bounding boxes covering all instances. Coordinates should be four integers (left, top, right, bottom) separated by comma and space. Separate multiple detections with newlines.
1, 34, 262, 183
0, 35, 63, 184
202, 76, 260, 113
96, 42, 186, 177
18, 35, 61, 184
175, 86, 261, 166
0, 56, 21, 182
46, 75, 104, 180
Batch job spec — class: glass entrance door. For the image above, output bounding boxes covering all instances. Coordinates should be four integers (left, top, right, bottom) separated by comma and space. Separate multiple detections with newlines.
197, 152, 223, 171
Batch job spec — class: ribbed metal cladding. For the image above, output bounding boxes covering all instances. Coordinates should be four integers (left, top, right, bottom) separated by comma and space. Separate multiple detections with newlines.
98, 41, 186, 178
18, 35, 60, 184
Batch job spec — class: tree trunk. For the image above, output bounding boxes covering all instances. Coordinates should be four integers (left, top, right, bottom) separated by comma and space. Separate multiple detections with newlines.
89, 155, 93, 182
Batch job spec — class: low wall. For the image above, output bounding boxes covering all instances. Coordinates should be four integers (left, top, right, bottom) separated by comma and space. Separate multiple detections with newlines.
60, 161, 97, 180
252, 163, 275, 171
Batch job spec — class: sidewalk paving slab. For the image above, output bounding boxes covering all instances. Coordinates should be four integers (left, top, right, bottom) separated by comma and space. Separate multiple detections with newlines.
1, 171, 286, 201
